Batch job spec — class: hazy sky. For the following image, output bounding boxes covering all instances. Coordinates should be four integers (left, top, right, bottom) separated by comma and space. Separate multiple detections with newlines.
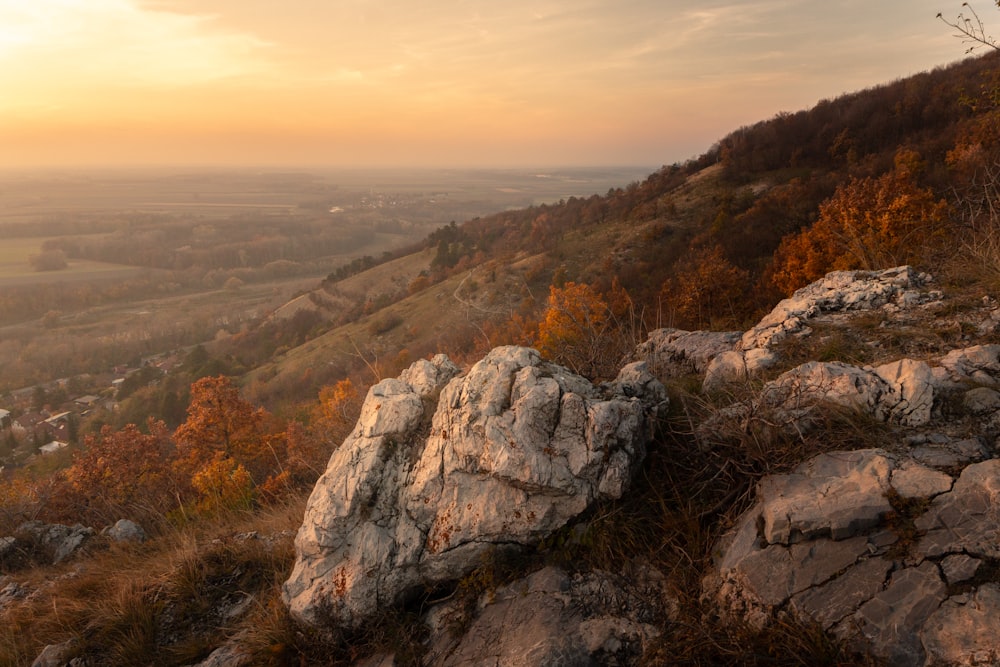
0, 0, 981, 169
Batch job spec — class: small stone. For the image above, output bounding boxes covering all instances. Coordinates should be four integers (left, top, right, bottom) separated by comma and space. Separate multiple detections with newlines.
963, 387, 1000, 415
940, 554, 981, 585
102, 519, 145, 543
31, 640, 76, 667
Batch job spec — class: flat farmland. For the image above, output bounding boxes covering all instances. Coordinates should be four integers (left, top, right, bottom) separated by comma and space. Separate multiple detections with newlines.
0, 236, 144, 288
0, 166, 649, 392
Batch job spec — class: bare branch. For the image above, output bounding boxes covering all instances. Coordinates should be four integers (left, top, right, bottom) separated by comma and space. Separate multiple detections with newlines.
938, 3, 1000, 53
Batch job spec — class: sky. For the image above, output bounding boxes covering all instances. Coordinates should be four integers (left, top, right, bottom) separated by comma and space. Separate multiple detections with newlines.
0, 0, 983, 169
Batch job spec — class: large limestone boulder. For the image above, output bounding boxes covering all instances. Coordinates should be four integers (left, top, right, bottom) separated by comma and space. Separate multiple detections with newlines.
282, 347, 666, 628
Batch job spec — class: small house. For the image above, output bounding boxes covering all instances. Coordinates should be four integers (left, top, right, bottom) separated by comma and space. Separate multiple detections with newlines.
39, 441, 68, 456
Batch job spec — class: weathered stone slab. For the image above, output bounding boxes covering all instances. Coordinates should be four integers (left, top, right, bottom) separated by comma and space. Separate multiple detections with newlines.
940, 554, 980, 586
637, 328, 741, 377
848, 562, 946, 667
915, 459, 1000, 560
755, 450, 894, 545
936, 345, 1000, 387
920, 584, 1000, 667
962, 387, 1000, 415
424, 566, 668, 667
790, 556, 893, 630
889, 461, 953, 499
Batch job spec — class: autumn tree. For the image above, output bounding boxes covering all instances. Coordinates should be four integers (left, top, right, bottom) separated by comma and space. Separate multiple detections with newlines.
59, 419, 177, 525
659, 245, 751, 330
535, 281, 636, 379
173, 375, 279, 511
769, 150, 948, 295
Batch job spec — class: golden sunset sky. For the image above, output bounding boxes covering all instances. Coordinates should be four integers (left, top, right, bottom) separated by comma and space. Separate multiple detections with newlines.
0, 0, 975, 169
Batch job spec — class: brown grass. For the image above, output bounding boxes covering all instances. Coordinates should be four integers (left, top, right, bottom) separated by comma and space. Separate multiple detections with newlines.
0, 497, 306, 667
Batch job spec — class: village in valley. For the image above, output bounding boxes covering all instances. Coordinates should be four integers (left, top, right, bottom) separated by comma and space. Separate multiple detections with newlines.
0, 351, 184, 467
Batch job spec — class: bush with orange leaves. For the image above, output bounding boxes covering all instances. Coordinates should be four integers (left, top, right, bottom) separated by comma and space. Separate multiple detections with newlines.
174, 375, 299, 511
769, 150, 948, 295
56, 419, 178, 526
659, 245, 752, 330
535, 281, 638, 379
311, 378, 363, 448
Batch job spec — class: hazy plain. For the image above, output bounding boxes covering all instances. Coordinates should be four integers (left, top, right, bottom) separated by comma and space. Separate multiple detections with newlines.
0, 165, 650, 393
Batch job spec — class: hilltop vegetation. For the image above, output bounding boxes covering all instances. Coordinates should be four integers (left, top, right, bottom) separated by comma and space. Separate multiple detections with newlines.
6, 49, 1000, 665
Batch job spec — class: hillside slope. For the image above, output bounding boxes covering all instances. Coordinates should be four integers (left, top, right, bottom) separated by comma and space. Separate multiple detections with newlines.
11, 50, 1000, 666
233, 51, 1000, 411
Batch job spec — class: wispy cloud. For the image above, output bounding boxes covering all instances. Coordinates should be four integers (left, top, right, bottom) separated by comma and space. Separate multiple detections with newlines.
0, 0, 272, 87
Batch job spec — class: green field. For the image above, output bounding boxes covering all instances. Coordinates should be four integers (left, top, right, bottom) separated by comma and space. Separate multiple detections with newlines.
0, 236, 143, 287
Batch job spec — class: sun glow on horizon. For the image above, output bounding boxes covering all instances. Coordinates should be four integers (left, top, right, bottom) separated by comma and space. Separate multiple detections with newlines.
0, 0, 969, 169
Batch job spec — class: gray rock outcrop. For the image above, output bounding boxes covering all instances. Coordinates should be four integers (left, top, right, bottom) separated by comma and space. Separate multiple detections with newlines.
703, 266, 938, 389
741, 266, 933, 351
706, 448, 1000, 666
760, 357, 937, 428
636, 328, 741, 377
282, 347, 666, 629
11, 521, 94, 565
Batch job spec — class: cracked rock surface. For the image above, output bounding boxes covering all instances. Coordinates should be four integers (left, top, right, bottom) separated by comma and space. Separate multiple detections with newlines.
424, 565, 673, 666
706, 449, 1000, 666
703, 266, 938, 389
282, 347, 666, 629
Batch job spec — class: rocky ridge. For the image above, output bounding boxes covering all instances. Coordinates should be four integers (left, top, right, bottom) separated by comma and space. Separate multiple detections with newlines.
685, 268, 1000, 666
274, 265, 1000, 666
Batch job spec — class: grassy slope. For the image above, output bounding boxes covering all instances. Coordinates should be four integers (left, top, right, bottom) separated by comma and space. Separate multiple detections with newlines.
245, 161, 731, 405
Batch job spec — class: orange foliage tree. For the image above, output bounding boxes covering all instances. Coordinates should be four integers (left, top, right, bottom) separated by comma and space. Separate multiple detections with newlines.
659, 245, 751, 330
60, 419, 177, 525
173, 375, 281, 511
535, 281, 636, 379
945, 112, 1000, 285
769, 150, 948, 295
